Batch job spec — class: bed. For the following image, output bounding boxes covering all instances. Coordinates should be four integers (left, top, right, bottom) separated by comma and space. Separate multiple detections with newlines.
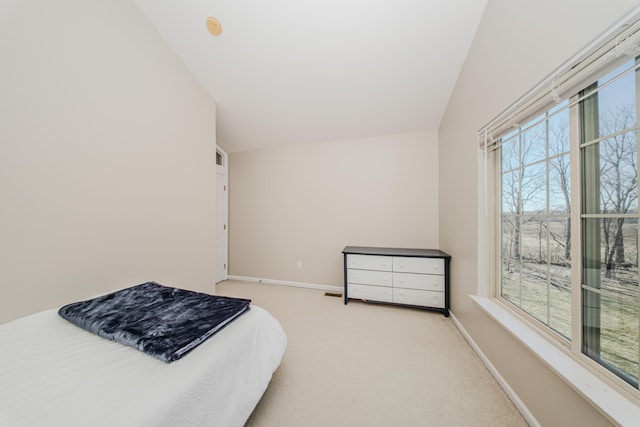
0, 283, 287, 427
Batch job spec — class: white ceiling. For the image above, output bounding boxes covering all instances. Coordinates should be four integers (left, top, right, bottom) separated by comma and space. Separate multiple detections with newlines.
134, 0, 487, 153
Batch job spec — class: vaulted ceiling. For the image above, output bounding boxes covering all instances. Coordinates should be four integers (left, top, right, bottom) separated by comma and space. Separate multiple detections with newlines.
134, 0, 487, 153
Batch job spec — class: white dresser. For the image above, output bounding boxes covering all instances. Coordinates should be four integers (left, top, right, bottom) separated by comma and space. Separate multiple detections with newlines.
342, 246, 451, 316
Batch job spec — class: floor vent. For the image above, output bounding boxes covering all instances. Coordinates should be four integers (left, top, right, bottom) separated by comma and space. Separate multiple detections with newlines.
324, 292, 342, 298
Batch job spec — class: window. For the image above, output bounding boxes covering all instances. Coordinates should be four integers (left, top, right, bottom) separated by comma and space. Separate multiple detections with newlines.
500, 101, 572, 340
580, 63, 639, 387
481, 9, 640, 394
496, 59, 640, 389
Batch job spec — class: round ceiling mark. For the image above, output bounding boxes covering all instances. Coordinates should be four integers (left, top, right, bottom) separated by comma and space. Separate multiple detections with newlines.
206, 16, 222, 36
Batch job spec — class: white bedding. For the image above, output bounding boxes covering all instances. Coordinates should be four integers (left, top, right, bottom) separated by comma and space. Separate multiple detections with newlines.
0, 304, 286, 427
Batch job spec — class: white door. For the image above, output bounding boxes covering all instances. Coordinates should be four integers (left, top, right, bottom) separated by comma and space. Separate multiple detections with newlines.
215, 147, 228, 283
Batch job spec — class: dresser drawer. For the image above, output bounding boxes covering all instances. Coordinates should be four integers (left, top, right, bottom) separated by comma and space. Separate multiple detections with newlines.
349, 283, 392, 302
393, 288, 444, 308
347, 254, 392, 271
392, 257, 444, 275
393, 272, 444, 291
347, 269, 392, 286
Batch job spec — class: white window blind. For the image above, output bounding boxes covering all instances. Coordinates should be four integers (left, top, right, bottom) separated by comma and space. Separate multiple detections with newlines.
479, 4, 640, 152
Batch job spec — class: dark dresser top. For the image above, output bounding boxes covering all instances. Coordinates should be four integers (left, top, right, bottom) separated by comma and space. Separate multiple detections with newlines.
342, 246, 450, 259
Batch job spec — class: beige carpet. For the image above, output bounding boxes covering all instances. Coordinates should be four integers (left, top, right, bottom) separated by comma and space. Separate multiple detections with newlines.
216, 280, 528, 427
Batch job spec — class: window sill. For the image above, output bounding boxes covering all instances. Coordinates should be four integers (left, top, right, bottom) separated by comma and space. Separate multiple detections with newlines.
470, 295, 640, 427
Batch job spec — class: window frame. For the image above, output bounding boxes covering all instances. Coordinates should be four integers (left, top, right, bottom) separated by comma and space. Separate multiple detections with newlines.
489, 58, 640, 399
476, 8, 640, 420
497, 104, 573, 341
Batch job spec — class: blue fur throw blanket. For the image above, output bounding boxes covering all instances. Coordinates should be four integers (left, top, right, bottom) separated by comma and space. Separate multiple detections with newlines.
58, 282, 251, 363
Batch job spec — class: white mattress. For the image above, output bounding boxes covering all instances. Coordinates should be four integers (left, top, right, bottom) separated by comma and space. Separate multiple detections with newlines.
0, 304, 287, 427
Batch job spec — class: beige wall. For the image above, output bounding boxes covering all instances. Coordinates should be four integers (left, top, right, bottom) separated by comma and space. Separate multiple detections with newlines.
0, 0, 217, 323
439, 0, 638, 425
229, 131, 439, 286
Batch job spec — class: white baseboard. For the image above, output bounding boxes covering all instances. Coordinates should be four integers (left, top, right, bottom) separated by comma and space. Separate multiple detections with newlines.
450, 311, 540, 427
227, 275, 344, 294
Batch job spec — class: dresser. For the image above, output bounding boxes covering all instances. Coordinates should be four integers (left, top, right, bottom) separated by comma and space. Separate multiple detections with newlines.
342, 246, 451, 316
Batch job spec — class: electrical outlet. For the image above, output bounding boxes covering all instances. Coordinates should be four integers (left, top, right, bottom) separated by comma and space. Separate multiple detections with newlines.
297, 261, 303, 269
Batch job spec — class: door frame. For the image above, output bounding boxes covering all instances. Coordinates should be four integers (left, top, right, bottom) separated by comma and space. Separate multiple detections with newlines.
215, 145, 229, 283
